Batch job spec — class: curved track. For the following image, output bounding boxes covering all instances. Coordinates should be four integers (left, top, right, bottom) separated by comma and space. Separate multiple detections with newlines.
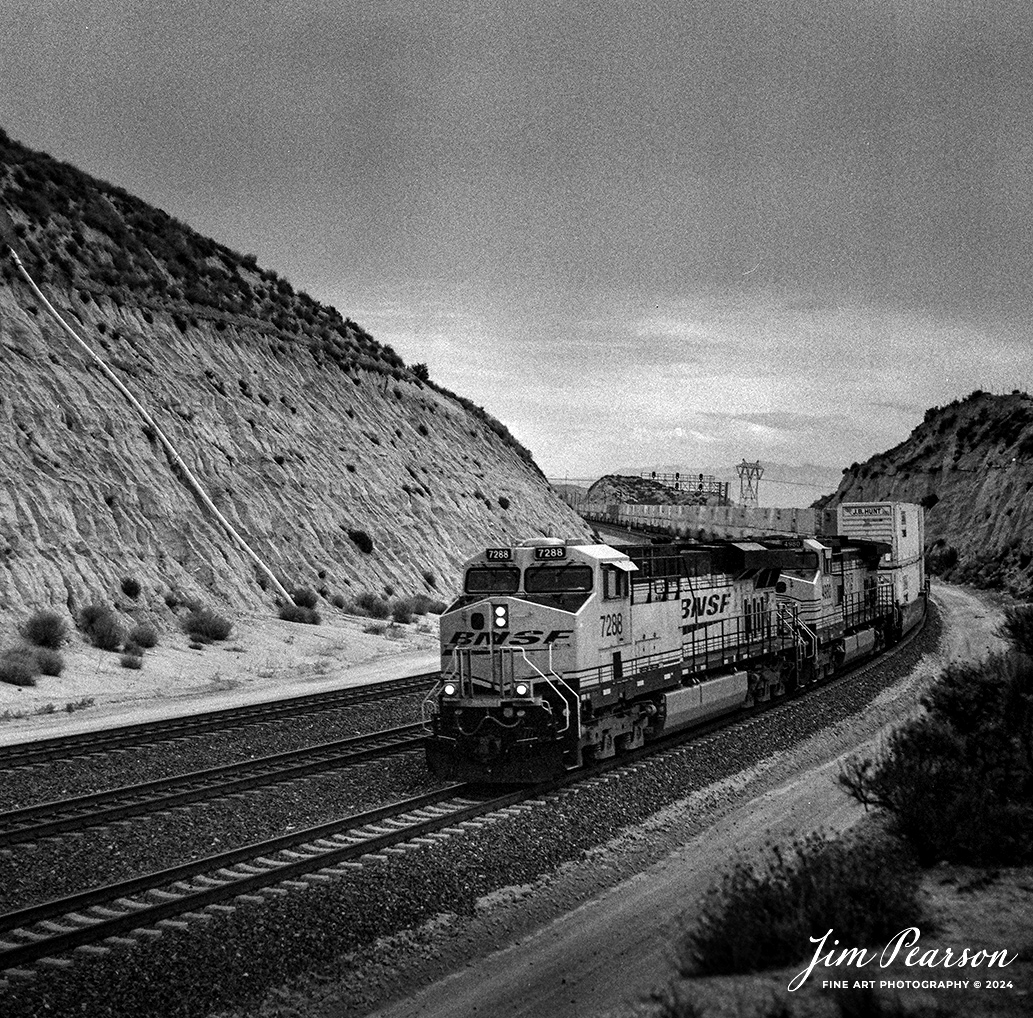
0, 671, 438, 769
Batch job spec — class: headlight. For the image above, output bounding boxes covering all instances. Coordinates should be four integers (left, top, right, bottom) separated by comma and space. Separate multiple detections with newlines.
442, 682, 457, 696
514, 682, 529, 697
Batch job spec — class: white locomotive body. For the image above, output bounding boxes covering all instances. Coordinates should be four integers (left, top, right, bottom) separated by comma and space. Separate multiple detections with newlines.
425, 505, 924, 782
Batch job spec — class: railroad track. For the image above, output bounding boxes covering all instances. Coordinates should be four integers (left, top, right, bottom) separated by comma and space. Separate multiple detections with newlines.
0, 613, 929, 979
0, 670, 439, 769
0, 723, 427, 848
0, 785, 514, 974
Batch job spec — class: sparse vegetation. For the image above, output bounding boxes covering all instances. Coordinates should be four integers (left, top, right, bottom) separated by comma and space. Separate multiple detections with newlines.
0, 648, 38, 687
353, 592, 391, 619
78, 603, 126, 651
120, 652, 144, 669
279, 603, 321, 625
346, 529, 374, 554
182, 607, 233, 643
64, 696, 95, 713
291, 587, 319, 609
129, 623, 159, 648
33, 647, 64, 676
676, 831, 921, 978
21, 609, 68, 649
840, 614, 1033, 864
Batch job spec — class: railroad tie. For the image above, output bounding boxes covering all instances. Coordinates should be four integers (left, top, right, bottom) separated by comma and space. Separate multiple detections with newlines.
148, 890, 184, 902
73, 944, 111, 957
114, 897, 153, 911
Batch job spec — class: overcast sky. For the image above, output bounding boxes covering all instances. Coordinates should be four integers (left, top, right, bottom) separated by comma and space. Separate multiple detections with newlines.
3, 1, 1031, 487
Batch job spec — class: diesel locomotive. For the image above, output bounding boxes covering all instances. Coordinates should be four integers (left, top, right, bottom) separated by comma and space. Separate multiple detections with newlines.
424, 502, 925, 782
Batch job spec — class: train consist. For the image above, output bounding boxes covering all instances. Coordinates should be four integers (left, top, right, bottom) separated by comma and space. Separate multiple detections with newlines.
424, 502, 925, 783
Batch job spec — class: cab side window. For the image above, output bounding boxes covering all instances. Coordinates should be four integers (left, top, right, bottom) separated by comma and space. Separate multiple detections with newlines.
603, 565, 627, 600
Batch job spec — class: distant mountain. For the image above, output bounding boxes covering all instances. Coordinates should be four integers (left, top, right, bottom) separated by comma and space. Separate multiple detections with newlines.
821, 390, 1033, 596
0, 128, 588, 615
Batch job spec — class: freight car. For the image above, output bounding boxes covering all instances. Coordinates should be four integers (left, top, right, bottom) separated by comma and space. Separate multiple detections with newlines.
424, 503, 925, 783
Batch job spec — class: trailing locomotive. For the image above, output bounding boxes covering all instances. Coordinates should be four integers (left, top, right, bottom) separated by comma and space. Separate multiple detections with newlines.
424, 502, 925, 783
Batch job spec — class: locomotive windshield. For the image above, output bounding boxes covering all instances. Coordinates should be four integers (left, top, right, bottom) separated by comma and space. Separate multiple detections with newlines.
465, 566, 520, 594
524, 565, 593, 593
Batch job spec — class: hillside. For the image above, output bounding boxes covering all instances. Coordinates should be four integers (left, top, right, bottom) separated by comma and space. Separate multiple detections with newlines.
822, 390, 1033, 596
585, 474, 732, 507
0, 130, 590, 619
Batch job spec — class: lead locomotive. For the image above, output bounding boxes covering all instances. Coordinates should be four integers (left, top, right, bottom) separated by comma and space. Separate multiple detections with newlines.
425, 502, 925, 782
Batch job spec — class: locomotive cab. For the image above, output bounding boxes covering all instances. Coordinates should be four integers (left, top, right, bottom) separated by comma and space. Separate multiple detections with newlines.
425, 539, 635, 781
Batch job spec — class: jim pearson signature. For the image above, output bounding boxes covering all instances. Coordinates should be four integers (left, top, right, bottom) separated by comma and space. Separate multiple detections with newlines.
789, 928, 1016, 991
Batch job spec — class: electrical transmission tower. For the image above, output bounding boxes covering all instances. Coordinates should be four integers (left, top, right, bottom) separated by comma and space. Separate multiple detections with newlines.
736, 460, 764, 508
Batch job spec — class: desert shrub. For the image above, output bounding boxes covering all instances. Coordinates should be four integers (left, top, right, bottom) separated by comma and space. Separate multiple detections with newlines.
330, 593, 347, 609
362, 622, 387, 636
390, 593, 447, 619
677, 832, 921, 978
129, 623, 158, 649
21, 609, 68, 649
182, 608, 232, 643
79, 604, 126, 651
391, 604, 413, 625
347, 528, 374, 554
279, 603, 321, 625
120, 653, 144, 669
292, 587, 319, 609
77, 602, 110, 633
411, 362, 429, 382
1000, 602, 1033, 657
354, 591, 391, 619
64, 697, 95, 713
840, 654, 1033, 864
422, 569, 437, 589
0, 648, 38, 687
121, 576, 142, 598
498, 496, 510, 509
34, 647, 64, 676
163, 591, 180, 609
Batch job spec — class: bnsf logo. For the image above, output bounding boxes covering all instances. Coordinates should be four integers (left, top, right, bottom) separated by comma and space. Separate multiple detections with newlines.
681, 593, 732, 620
447, 629, 573, 647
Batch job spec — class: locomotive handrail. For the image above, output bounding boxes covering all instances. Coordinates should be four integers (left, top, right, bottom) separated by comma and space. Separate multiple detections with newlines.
516, 647, 573, 735
421, 677, 446, 730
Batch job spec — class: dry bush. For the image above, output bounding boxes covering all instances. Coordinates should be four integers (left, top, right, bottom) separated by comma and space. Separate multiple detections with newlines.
0, 648, 38, 687
21, 609, 68, 649
182, 608, 232, 643
129, 623, 158, 648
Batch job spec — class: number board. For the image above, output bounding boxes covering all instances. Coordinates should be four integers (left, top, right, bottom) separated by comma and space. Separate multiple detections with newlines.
534, 546, 567, 560
485, 548, 512, 561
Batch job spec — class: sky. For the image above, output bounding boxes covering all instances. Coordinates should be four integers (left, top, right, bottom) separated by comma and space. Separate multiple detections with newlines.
2, 0, 1031, 494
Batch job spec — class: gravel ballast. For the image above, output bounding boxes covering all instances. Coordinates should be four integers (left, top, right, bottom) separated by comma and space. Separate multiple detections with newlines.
0, 693, 425, 812
0, 752, 445, 913
0, 609, 942, 1018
